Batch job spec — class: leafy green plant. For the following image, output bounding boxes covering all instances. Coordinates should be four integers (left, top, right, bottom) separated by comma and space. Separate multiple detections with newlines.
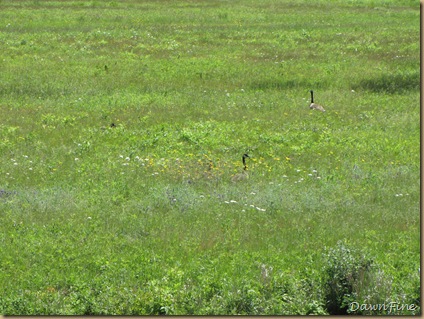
323, 241, 373, 314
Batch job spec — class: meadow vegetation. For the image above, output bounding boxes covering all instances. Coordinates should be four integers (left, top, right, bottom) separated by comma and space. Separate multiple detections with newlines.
0, 0, 420, 315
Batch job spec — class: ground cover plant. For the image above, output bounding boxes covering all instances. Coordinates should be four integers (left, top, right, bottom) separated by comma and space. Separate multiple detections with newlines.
0, 0, 420, 315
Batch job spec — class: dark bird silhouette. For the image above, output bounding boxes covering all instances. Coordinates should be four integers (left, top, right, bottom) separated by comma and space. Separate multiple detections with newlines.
309, 90, 326, 112
231, 154, 250, 182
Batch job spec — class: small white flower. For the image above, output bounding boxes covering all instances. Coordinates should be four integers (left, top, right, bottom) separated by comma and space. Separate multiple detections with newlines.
230, 200, 237, 203
87, 216, 92, 220
75, 158, 79, 161
125, 157, 130, 161
296, 169, 301, 172
224, 201, 230, 204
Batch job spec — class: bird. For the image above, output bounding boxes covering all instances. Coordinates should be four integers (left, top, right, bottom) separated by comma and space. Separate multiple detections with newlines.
231, 154, 250, 182
309, 90, 326, 112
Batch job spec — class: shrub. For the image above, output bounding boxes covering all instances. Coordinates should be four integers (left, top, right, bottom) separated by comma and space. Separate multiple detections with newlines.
323, 241, 373, 315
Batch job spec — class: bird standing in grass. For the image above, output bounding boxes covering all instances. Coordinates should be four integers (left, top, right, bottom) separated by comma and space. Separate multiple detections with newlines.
231, 154, 250, 182
309, 90, 326, 112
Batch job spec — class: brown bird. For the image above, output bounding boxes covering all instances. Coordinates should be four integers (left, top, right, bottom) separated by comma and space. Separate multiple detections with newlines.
231, 154, 250, 182
309, 90, 326, 112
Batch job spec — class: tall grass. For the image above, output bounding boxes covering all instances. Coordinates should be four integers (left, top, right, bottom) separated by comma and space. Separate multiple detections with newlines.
0, 0, 420, 315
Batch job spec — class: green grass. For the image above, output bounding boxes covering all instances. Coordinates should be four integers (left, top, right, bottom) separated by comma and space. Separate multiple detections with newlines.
0, 0, 420, 315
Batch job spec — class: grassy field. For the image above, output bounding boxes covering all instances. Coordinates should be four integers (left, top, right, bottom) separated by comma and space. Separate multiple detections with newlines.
0, 0, 420, 315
